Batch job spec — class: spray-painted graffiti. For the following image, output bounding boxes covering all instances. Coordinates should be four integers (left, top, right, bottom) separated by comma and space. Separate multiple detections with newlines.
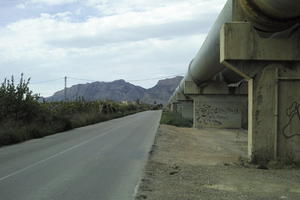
195, 102, 240, 127
282, 101, 300, 139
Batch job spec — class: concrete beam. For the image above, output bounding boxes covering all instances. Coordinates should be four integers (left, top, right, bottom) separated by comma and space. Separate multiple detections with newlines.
184, 80, 229, 95
175, 92, 190, 101
220, 22, 300, 62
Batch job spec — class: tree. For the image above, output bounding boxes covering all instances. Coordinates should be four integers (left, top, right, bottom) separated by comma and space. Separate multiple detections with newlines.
0, 74, 39, 122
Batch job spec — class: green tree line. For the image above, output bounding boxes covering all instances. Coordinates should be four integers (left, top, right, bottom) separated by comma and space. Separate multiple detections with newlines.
0, 74, 156, 146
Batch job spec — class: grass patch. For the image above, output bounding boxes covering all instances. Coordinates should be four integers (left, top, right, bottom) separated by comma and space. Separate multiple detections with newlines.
160, 111, 193, 127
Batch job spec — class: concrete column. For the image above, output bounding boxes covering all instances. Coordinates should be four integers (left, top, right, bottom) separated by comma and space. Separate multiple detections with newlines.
193, 95, 246, 129
248, 65, 278, 163
221, 22, 300, 164
184, 80, 247, 129
170, 103, 177, 112
171, 92, 194, 120
277, 65, 300, 164
248, 64, 300, 164
178, 100, 193, 120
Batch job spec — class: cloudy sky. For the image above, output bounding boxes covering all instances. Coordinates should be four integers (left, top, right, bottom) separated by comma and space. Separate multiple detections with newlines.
0, 0, 226, 97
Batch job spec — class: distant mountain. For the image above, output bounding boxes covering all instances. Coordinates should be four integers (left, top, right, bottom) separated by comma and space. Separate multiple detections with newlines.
46, 76, 183, 105
141, 76, 183, 104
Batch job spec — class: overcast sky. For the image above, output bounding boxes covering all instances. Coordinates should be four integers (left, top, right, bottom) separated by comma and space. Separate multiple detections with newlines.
0, 0, 226, 97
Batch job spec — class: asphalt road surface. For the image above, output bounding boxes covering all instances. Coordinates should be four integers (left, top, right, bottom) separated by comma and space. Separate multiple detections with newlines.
0, 110, 161, 200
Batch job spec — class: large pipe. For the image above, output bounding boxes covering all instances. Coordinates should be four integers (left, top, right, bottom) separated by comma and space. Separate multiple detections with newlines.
175, 0, 233, 95
240, 0, 300, 32
174, 0, 300, 97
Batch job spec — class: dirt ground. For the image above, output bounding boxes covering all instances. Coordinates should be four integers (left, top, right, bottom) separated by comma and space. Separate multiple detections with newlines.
135, 125, 300, 200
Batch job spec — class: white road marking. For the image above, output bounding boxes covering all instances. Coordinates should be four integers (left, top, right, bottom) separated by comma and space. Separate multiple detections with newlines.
133, 179, 142, 198
0, 130, 112, 182
0, 112, 148, 183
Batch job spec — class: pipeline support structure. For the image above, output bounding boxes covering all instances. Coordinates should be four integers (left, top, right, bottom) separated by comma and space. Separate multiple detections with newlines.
169, 0, 300, 164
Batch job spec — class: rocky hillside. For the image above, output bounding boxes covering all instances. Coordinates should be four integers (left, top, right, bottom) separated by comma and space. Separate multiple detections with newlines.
46, 76, 183, 105
141, 76, 183, 105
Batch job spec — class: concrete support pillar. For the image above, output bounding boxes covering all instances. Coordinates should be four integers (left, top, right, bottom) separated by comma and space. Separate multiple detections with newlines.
248, 64, 300, 163
248, 65, 278, 163
221, 22, 300, 164
184, 80, 247, 129
193, 95, 246, 129
170, 103, 177, 112
177, 100, 193, 120
170, 93, 194, 121
277, 66, 300, 164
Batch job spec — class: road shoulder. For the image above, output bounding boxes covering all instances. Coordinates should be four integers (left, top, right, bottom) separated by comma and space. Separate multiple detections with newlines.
135, 125, 300, 200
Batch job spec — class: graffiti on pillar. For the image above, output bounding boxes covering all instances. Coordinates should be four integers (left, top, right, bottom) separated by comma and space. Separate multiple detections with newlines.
195, 102, 240, 127
282, 101, 300, 139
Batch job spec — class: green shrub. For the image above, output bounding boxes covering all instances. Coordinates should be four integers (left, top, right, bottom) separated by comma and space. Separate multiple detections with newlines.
0, 74, 40, 122
160, 111, 193, 127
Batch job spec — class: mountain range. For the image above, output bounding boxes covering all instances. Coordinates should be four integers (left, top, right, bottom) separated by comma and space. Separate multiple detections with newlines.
46, 76, 183, 105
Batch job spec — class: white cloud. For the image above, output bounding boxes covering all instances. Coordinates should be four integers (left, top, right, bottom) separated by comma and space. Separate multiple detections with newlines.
19, 0, 78, 7
16, 3, 26, 9
1, 0, 227, 96
85, 0, 225, 16
2, 1, 221, 59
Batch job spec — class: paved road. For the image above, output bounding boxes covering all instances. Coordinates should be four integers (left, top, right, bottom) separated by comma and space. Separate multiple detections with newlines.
0, 110, 161, 200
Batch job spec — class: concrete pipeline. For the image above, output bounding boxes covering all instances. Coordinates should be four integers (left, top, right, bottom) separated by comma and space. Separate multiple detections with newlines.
171, 0, 300, 102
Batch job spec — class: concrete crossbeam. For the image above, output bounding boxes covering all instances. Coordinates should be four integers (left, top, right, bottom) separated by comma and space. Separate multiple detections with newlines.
220, 22, 300, 62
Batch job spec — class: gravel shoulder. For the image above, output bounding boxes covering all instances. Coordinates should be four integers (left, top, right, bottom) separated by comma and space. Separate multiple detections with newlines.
135, 125, 300, 200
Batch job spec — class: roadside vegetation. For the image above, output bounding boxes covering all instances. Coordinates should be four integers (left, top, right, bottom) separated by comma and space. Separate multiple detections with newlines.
0, 74, 156, 147
160, 110, 193, 127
